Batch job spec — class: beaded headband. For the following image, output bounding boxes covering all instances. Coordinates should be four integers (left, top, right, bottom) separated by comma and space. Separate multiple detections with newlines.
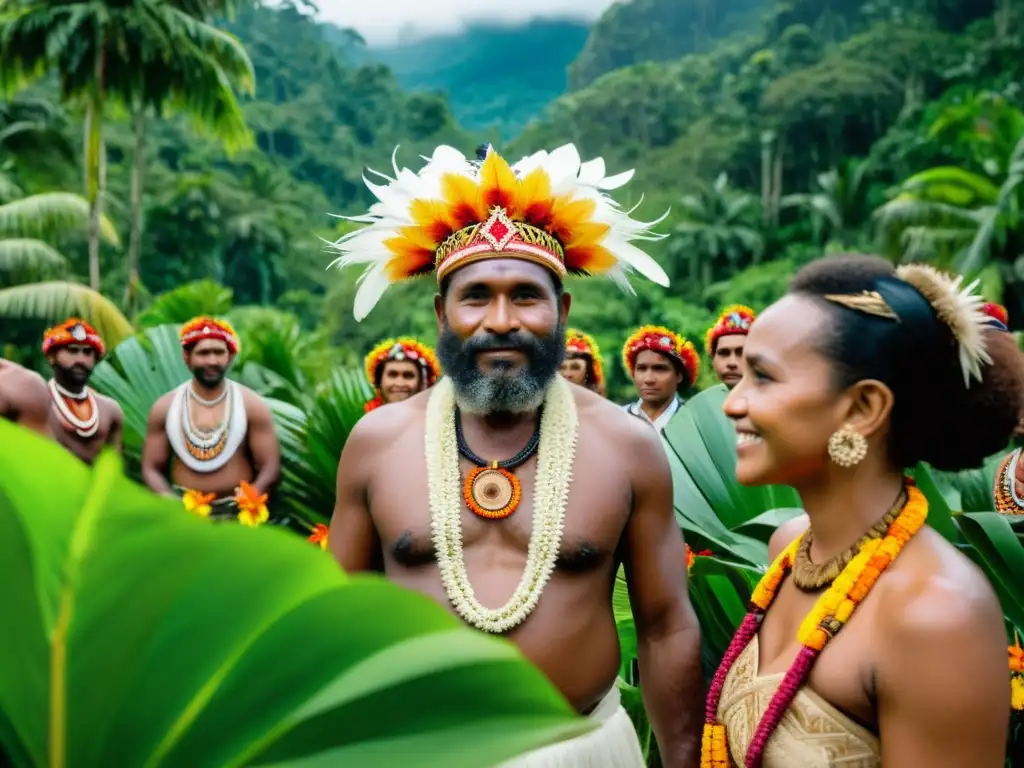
822, 264, 991, 385
329, 144, 669, 320
705, 304, 756, 355
622, 325, 700, 387
180, 316, 240, 355
42, 317, 105, 357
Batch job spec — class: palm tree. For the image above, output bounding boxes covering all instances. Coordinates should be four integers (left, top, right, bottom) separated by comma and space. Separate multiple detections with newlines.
0, 0, 254, 294
670, 173, 764, 289
781, 158, 872, 247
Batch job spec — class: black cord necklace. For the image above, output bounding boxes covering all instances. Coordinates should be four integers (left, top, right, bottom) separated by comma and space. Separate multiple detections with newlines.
454, 406, 542, 519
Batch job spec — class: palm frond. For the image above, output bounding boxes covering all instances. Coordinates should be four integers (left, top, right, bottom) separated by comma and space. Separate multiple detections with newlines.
0, 238, 69, 275
0, 192, 119, 245
0, 281, 132, 346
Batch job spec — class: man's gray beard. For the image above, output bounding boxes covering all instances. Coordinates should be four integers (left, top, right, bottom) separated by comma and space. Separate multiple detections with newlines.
452, 366, 552, 415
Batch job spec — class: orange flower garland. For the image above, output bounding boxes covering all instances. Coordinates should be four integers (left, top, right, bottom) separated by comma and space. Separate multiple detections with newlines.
622, 325, 700, 387
308, 523, 329, 550
182, 489, 215, 518
234, 482, 269, 527
702, 481, 928, 768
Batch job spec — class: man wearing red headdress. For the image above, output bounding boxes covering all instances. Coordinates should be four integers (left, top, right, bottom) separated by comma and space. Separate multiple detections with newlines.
0, 359, 52, 436
986, 303, 1024, 514
141, 316, 280, 525
622, 326, 700, 431
41, 318, 123, 462
560, 328, 606, 395
363, 337, 440, 412
705, 305, 755, 389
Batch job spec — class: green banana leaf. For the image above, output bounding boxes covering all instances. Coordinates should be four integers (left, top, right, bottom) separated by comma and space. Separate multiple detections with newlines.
662, 386, 802, 565
954, 511, 1024, 633
0, 421, 590, 767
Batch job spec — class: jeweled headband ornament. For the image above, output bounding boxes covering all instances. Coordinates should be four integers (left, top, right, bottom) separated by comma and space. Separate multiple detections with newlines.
704, 304, 756, 356
42, 317, 105, 357
328, 144, 670, 320
822, 264, 991, 386
565, 328, 605, 389
622, 325, 700, 387
180, 316, 240, 354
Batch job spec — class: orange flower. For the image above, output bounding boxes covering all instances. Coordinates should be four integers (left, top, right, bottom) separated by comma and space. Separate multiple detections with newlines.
309, 523, 329, 550
686, 543, 712, 571
234, 482, 269, 527
1010, 635, 1024, 711
182, 489, 216, 518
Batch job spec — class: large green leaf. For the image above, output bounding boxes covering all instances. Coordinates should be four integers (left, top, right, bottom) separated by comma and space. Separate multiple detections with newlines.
954, 512, 1024, 631
0, 421, 589, 767
0, 281, 133, 349
662, 386, 802, 565
909, 464, 958, 543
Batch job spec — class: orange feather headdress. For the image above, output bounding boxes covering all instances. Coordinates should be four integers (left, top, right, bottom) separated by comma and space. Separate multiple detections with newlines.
42, 317, 105, 357
329, 144, 669, 320
180, 316, 240, 354
623, 325, 700, 389
705, 305, 756, 355
363, 337, 440, 412
565, 328, 605, 389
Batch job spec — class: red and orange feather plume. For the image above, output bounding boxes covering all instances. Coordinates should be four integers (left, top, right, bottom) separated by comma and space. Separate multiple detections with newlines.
623, 325, 700, 387
983, 302, 1009, 327
330, 144, 670, 320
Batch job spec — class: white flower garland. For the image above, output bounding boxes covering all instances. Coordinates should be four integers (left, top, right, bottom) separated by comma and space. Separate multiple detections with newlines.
426, 375, 578, 633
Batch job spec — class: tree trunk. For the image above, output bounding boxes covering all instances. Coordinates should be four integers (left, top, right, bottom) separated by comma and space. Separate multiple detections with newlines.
125, 109, 147, 310
771, 136, 785, 226
85, 47, 107, 291
760, 131, 773, 226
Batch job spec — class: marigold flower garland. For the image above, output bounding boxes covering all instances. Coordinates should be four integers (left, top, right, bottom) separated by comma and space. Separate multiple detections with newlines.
1010, 635, 1024, 711
701, 481, 928, 768
426, 375, 577, 634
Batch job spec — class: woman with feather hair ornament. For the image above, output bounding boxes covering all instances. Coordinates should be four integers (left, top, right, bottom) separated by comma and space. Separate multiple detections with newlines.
326, 144, 703, 766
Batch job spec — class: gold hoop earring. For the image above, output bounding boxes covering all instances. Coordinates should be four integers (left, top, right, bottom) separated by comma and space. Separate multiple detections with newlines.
828, 424, 867, 467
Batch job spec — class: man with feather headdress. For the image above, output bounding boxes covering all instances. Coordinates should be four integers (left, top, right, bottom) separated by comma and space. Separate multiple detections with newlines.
326, 144, 702, 767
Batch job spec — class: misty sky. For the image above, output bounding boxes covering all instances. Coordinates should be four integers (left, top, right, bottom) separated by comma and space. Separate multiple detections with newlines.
315, 0, 618, 45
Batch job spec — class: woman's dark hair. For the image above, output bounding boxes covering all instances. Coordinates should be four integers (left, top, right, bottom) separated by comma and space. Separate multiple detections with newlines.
789, 254, 1024, 471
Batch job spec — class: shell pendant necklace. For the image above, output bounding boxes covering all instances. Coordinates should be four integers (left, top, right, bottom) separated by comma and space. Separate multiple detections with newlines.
454, 407, 541, 519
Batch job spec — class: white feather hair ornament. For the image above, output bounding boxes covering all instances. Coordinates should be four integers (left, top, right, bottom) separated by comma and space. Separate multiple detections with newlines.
327, 144, 669, 320
895, 263, 992, 386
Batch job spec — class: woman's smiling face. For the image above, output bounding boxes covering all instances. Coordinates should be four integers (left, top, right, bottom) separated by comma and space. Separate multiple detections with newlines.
723, 294, 849, 487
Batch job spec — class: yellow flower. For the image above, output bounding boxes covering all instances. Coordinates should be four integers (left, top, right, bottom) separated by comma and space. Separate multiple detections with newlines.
182, 489, 215, 518
308, 523, 329, 550
1012, 674, 1024, 711
234, 482, 269, 527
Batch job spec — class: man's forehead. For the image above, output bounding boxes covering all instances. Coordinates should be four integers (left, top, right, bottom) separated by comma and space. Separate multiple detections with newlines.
192, 339, 229, 353
635, 349, 674, 366
450, 258, 553, 288
717, 335, 746, 351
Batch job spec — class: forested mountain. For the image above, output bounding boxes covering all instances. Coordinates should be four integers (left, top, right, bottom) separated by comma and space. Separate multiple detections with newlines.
1, 0, 1022, 401
344, 19, 590, 137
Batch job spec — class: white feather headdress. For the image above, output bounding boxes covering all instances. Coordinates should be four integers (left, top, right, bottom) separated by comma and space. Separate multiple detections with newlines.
327, 144, 669, 320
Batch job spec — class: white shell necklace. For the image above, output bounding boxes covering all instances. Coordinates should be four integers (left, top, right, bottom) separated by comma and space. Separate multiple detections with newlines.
188, 382, 228, 407
48, 379, 99, 437
181, 380, 232, 460
426, 375, 578, 634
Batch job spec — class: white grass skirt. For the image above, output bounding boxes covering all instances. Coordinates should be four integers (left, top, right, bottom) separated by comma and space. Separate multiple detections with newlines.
496, 686, 646, 767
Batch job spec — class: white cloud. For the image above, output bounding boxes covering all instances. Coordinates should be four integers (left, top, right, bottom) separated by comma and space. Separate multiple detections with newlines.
315, 0, 618, 45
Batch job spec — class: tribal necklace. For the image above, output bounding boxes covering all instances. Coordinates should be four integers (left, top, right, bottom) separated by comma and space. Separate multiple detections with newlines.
181, 382, 232, 462
455, 406, 541, 519
48, 379, 99, 438
426, 376, 578, 634
791, 488, 906, 591
994, 448, 1024, 515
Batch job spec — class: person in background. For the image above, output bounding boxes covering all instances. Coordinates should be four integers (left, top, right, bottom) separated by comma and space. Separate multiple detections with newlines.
560, 328, 605, 394
622, 326, 700, 430
141, 316, 280, 525
0, 358, 52, 437
362, 337, 440, 413
704, 255, 1022, 768
983, 302, 1024, 515
41, 317, 122, 463
705, 305, 755, 389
